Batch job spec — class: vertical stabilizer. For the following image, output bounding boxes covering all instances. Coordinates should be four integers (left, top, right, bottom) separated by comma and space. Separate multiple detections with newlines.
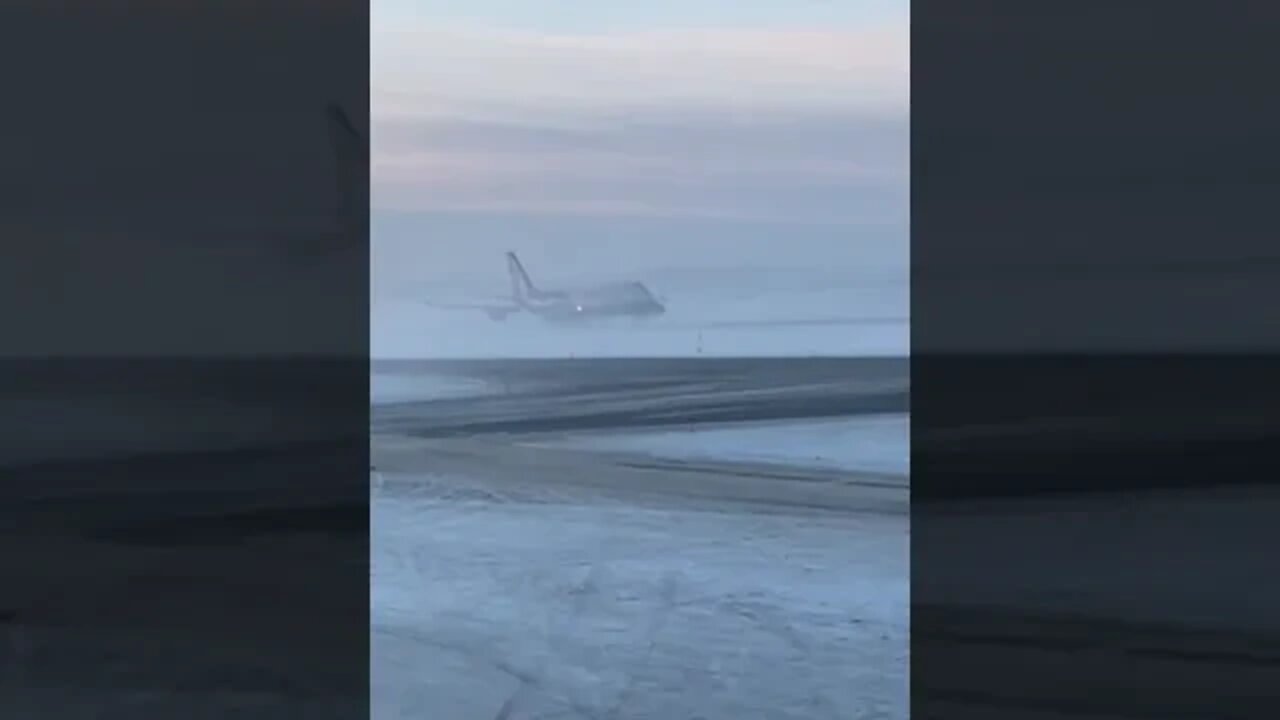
506, 251, 538, 304
325, 103, 365, 242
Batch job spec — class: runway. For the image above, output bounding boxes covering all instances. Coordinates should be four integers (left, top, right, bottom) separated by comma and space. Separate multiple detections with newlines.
370, 357, 909, 519
372, 356, 907, 438
372, 356, 910, 720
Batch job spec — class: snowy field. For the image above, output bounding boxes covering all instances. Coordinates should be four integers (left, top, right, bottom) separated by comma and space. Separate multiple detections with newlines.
373, 477, 909, 720
530, 413, 909, 476
373, 284, 908, 359
370, 316, 910, 718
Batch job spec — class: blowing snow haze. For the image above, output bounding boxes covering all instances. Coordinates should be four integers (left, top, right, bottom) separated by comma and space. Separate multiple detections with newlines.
371, 2, 909, 326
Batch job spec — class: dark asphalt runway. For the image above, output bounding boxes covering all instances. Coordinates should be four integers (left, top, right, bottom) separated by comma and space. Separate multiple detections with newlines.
372, 356, 909, 438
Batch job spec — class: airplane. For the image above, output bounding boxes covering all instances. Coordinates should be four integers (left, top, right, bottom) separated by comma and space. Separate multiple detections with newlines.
424, 252, 667, 323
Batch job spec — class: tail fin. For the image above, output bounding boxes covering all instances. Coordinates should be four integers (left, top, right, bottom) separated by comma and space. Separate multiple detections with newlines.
325, 103, 365, 241
506, 251, 537, 303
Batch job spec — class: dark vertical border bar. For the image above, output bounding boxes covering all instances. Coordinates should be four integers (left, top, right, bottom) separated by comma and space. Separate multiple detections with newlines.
0, 1, 369, 716
914, 2, 1280, 718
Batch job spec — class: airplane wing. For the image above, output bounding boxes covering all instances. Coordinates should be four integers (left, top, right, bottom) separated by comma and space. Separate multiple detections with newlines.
423, 300, 518, 311
421, 298, 521, 321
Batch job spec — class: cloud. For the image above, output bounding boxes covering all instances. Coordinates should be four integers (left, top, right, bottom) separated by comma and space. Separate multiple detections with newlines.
372, 24, 908, 220
374, 112, 906, 224
374, 25, 907, 120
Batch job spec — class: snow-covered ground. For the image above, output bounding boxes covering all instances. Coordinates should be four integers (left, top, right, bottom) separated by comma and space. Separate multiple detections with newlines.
373, 478, 908, 720
530, 414, 909, 476
373, 284, 908, 359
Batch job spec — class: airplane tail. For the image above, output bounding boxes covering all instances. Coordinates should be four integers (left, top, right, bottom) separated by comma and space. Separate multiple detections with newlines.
325, 103, 365, 242
506, 251, 539, 304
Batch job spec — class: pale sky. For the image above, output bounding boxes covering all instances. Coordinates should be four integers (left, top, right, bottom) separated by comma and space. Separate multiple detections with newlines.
372, 1, 909, 293
374, 0, 906, 30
